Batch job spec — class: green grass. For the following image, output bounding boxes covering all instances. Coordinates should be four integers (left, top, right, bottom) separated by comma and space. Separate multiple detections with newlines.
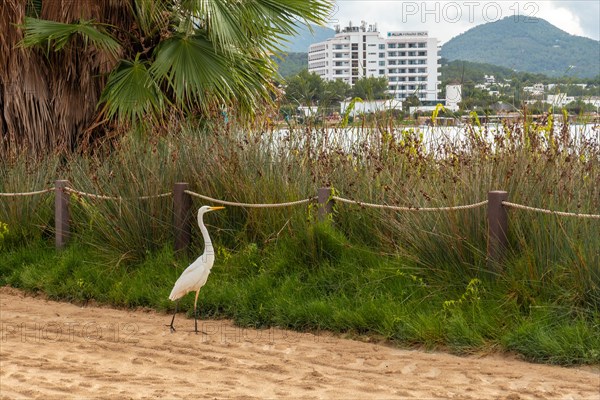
1, 223, 598, 365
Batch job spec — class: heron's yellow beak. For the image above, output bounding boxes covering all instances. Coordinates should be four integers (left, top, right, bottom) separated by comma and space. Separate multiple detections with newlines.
210, 206, 225, 211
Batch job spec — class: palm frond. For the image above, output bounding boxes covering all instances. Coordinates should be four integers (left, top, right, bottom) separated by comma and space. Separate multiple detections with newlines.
21, 17, 121, 58
150, 33, 233, 108
99, 57, 165, 125
184, 0, 249, 53
183, 0, 333, 54
132, 0, 170, 37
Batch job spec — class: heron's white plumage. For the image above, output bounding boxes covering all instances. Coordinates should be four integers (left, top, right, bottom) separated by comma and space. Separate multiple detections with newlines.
168, 253, 214, 301
167, 205, 224, 332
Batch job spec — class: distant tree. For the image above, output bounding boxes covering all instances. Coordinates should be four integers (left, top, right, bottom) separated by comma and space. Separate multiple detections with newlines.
321, 79, 351, 107
403, 95, 420, 112
565, 100, 596, 115
351, 77, 389, 100
284, 69, 323, 106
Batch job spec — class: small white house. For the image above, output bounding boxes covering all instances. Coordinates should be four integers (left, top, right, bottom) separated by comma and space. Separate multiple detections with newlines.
297, 106, 319, 117
445, 84, 462, 112
546, 94, 575, 107
340, 99, 403, 116
581, 97, 600, 109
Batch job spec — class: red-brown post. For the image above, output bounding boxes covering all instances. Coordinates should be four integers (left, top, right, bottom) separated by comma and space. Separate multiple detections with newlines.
487, 190, 508, 270
317, 187, 334, 222
55, 180, 70, 249
174, 182, 192, 254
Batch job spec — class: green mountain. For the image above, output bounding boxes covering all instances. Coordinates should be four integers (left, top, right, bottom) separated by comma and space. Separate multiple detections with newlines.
439, 59, 548, 84
279, 24, 335, 53
441, 16, 600, 78
275, 52, 308, 78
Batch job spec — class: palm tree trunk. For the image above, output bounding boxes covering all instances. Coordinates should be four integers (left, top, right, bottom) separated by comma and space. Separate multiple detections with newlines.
1, 0, 124, 159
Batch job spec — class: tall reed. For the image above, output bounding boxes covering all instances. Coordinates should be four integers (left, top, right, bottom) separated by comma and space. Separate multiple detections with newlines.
1, 115, 598, 311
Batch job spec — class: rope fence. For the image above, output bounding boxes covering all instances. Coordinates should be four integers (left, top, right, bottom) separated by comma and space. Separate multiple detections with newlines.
1, 182, 598, 267
502, 201, 600, 219
333, 196, 489, 212
185, 189, 316, 208
65, 187, 172, 201
0, 188, 54, 197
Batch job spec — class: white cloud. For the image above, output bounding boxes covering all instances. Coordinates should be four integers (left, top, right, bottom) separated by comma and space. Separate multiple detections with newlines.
538, 6, 583, 36
329, 1, 598, 43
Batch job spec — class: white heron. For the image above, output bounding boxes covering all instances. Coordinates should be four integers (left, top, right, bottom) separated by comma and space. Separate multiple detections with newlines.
167, 205, 225, 333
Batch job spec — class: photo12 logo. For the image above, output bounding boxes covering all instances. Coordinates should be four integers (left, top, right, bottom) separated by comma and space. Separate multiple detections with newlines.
399, 1, 540, 23
1, 322, 139, 344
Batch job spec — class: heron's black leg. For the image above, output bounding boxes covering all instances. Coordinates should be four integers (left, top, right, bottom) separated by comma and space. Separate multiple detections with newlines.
193, 290, 207, 335
166, 302, 178, 333
194, 289, 200, 334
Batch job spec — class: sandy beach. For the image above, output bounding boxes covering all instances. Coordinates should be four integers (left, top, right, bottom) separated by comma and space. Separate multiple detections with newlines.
1, 286, 598, 399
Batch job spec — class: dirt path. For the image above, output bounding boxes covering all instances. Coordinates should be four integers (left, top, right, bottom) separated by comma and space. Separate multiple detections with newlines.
0, 287, 598, 399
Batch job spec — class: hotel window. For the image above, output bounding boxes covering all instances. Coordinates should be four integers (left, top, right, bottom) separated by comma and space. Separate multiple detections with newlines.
418, 51, 427, 56
388, 43, 396, 48
379, 52, 385, 57
379, 44, 385, 49
379, 61, 385, 66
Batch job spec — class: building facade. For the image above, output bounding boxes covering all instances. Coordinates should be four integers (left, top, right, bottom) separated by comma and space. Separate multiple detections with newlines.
308, 22, 441, 102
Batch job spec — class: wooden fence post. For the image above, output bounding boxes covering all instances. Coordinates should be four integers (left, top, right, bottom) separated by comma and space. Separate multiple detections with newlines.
317, 187, 333, 222
174, 182, 192, 254
487, 190, 508, 270
55, 180, 70, 249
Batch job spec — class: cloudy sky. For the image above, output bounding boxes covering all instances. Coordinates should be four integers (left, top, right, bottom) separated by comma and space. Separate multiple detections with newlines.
327, 1, 600, 44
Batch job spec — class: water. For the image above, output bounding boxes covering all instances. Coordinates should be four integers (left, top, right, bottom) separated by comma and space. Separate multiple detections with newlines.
269, 123, 600, 154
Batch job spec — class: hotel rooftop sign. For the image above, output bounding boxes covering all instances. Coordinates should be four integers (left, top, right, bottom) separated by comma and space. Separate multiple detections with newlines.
387, 31, 428, 37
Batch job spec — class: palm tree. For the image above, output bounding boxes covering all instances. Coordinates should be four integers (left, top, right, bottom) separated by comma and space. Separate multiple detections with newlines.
0, 0, 333, 157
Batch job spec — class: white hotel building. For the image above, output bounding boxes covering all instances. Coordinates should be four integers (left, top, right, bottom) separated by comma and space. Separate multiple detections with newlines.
308, 23, 441, 102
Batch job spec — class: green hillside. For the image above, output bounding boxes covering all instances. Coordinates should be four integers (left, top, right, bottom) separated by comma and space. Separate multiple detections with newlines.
276, 52, 308, 78
441, 16, 600, 78
279, 24, 335, 53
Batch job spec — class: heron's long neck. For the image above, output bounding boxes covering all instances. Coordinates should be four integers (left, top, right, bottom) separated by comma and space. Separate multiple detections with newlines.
198, 213, 212, 253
